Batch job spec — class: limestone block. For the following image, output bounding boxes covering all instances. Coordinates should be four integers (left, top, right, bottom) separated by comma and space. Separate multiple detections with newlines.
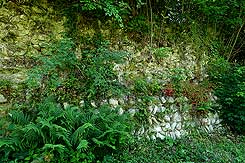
168, 97, 175, 103
173, 112, 181, 122
175, 130, 181, 138
160, 96, 166, 103
152, 105, 158, 114
165, 123, 171, 130
164, 115, 171, 122
0, 94, 7, 103
156, 132, 165, 140
153, 125, 162, 133
109, 98, 118, 107
151, 117, 159, 124
128, 108, 136, 116
176, 123, 182, 130
171, 122, 177, 130
118, 108, 124, 115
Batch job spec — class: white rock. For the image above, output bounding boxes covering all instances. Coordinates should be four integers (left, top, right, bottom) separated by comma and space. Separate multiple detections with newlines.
63, 102, 69, 109
154, 125, 162, 133
148, 118, 153, 125
148, 106, 153, 113
171, 122, 177, 130
173, 112, 181, 122
79, 100, 85, 107
183, 96, 188, 102
118, 108, 124, 115
213, 96, 218, 100
109, 99, 118, 107
170, 132, 176, 139
164, 115, 171, 122
128, 108, 136, 116
170, 104, 177, 111
160, 96, 167, 103
168, 97, 175, 103
156, 132, 165, 140
151, 135, 156, 140
91, 101, 97, 107
159, 106, 166, 112
176, 123, 182, 130
152, 117, 159, 124
208, 125, 214, 132
0, 94, 7, 103
202, 118, 208, 125
152, 105, 158, 114
211, 118, 216, 125
165, 123, 171, 130
175, 130, 181, 138
146, 135, 151, 141
100, 99, 107, 105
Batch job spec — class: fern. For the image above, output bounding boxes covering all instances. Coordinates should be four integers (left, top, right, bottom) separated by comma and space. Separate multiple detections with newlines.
21, 123, 42, 148
1, 36, 133, 162
9, 110, 31, 125
76, 140, 89, 151
71, 123, 95, 146
42, 144, 66, 156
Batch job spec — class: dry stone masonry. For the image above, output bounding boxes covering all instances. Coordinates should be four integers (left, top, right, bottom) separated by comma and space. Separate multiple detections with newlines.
105, 96, 223, 140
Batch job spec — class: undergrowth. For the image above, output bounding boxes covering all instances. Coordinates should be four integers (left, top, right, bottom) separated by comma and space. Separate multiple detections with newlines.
106, 133, 245, 163
0, 36, 133, 162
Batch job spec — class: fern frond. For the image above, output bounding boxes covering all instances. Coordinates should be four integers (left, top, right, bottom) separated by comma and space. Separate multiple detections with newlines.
42, 144, 65, 155
62, 106, 80, 130
9, 110, 30, 125
92, 138, 116, 150
71, 123, 95, 146
0, 139, 15, 150
21, 123, 43, 148
76, 140, 89, 151
51, 124, 71, 147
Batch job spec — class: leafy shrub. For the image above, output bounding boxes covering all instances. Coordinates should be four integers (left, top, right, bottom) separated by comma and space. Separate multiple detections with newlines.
107, 133, 245, 163
0, 36, 133, 162
80, 0, 130, 26
0, 97, 133, 162
214, 65, 245, 134
181, 81, 213, 113
27, 36, 126, 105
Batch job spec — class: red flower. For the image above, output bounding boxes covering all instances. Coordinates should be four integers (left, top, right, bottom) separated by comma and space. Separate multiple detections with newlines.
163, 88, 174, 96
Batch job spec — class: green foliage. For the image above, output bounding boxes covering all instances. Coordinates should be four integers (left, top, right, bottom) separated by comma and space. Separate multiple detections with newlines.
214, 65, 245, 134
27, 36, 126, 105
208, 56, 231, 81
152, 47, 171, 62
106, 133, 245, 163
193, 0, 245, 28
0, 97, 133, 162
181, 80, 213, 113
0, 35, 133, 162
127, 15, 150, 34
80, 0, 130, 27
133, 78, 161, 96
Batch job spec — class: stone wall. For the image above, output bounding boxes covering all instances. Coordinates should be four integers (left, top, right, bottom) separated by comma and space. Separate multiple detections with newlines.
93, 95, 223, 140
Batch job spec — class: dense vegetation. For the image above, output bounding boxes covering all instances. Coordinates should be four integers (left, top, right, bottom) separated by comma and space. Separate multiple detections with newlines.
0, 0, 245, 162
